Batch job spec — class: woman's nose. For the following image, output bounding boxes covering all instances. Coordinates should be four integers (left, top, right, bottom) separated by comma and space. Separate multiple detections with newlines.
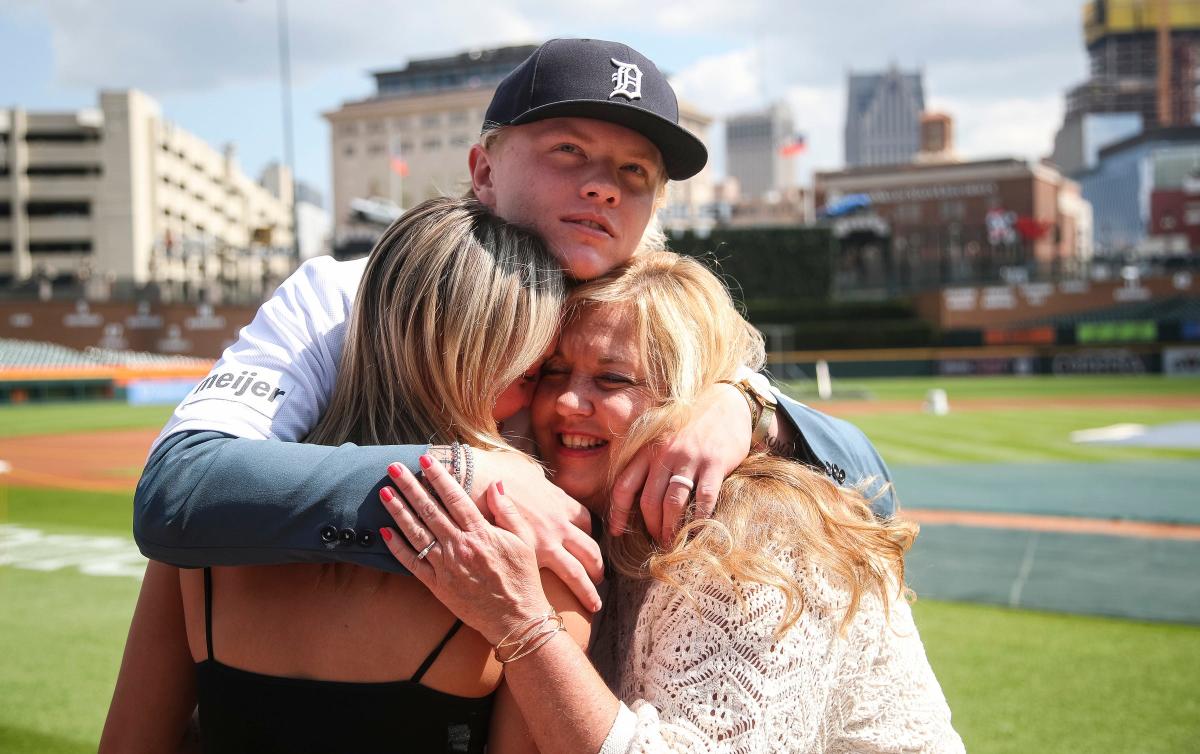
556, 382, 592, 416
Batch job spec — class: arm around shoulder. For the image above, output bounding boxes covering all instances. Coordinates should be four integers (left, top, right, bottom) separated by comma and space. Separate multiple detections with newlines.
133, 430, 425, 570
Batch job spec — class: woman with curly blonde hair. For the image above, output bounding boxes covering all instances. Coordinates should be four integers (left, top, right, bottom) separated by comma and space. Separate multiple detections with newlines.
380, 250, 964, 753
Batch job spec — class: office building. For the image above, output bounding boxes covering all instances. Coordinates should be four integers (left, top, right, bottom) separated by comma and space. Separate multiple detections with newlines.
1, 90, 294, 298
844, 67, 925, 167
1053, 0, 1200, 174
1078, 126, 1200, 255
725, 103, 794, 201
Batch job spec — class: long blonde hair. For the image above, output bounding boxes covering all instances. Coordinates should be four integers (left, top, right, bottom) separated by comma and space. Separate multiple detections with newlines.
566, 251, 917, 636
307, 196, 564, 449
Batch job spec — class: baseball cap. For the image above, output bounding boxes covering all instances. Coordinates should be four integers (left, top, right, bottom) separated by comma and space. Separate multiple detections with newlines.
484, 39, 708, 181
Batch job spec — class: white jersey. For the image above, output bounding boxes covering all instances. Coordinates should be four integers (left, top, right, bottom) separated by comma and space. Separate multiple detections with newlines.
152, 256, 367, 452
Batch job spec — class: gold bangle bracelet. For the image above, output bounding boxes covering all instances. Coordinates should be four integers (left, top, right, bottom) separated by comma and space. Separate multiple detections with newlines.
496, 625, 565, 664
494, 612, 561, 652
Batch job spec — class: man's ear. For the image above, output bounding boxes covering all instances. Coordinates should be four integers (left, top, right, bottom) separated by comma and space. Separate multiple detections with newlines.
469, 144, 498, 209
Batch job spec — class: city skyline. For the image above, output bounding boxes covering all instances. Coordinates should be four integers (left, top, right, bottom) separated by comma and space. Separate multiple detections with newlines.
2, 1, 1087, 201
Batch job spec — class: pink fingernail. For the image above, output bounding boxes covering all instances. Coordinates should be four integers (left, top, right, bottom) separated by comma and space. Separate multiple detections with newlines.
497, 480, 505, 496
419, 455, 433, 470
388, 463, 404, 477
380, 487, 394, 503
380, 528, 392, 542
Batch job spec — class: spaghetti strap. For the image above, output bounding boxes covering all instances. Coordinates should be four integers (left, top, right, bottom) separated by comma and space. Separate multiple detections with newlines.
410, 619, 463, 683
203, 567, 215, 661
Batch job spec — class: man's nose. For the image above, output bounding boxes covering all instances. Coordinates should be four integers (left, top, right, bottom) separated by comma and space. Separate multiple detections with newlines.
580, 165, 620, 206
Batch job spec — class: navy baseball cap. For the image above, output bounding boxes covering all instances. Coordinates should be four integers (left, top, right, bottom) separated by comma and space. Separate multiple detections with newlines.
484, 38, 708, 181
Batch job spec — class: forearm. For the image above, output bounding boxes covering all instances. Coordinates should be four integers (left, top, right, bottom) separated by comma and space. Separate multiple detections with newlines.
99, 561, 196, 754
761, 407, 798, 457
501, 630, 622, 754
134, 431, 425, 570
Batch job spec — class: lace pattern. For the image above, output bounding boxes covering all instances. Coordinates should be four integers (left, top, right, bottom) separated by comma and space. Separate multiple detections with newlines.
592, 555, 964, 754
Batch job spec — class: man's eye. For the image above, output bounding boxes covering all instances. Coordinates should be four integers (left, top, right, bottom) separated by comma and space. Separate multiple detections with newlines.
622, 164, 647, 176
555, 144, 582, 155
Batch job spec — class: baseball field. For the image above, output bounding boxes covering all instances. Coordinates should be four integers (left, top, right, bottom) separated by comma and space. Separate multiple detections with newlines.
1, 374, 1198, 753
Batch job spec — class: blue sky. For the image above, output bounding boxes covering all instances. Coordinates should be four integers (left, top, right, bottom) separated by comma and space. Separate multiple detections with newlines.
1, 1, 1088, 206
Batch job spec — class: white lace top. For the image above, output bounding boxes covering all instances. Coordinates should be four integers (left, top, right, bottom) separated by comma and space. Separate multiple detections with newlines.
591, 555, 965, 754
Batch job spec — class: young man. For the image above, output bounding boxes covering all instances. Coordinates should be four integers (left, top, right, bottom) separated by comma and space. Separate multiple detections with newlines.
132, 39, 894, 611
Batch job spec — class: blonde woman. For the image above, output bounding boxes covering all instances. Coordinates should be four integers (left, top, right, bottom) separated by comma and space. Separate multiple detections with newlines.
101, 197, 588, 754
381, 251, 964, 753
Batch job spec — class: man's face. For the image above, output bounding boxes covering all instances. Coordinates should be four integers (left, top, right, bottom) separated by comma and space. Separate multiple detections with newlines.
470, 117, 664, 281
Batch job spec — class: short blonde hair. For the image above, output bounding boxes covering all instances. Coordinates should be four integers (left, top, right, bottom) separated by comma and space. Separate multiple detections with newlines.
566, 251, 917, 636
307, 196, 564, 450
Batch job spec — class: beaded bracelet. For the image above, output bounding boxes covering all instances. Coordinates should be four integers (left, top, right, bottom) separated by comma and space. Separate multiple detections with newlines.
463, 444, 475, 497
449, 440, 463, 486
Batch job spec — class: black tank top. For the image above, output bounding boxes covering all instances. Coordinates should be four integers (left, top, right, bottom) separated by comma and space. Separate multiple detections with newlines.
195, 568, 493, 753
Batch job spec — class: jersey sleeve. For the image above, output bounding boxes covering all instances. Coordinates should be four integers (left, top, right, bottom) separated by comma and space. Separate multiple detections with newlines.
134, 256, 423, 570
774, 391, 898, 519
150, 256, 366, 451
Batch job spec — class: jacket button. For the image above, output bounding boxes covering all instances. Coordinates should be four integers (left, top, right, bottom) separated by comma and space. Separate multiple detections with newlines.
358, 530, 374, 547
339, 528, 357, 545
319, 525, 338, 543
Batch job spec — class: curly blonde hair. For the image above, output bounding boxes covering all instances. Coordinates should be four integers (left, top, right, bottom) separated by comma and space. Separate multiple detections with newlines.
565, 251, 917, 636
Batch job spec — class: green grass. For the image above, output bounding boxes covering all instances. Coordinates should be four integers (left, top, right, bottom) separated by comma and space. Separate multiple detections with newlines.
0, 402, 173, 439
0, 568, 141, 754
2, 485, 133, 535
853, 407, 1200, 465
781, 374, 1200, 402
915, 600, 1200, 754
774, 376, 1200, 465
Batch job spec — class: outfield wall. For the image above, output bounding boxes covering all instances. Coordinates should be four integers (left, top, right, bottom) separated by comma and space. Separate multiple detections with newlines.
767, 343, 1200, 378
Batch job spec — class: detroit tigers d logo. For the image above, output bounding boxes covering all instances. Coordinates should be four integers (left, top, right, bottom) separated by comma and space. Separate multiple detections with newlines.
609, 58, 643, 100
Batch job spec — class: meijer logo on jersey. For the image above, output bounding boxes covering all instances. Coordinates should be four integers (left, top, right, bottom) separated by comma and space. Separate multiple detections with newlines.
180, 361, 292, 420
193, 369, 287, 403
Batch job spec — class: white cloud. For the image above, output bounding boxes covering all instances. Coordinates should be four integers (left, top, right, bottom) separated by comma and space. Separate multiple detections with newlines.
33, 0, 539, 93
930, 94, 1064, 161
671, 48, 762, 117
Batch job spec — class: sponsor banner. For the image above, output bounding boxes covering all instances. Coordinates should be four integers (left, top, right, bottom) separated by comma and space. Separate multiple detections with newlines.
1077, 320, 1157, 345
984, 327, 1056, 346
1052, 349, 1149, 375
1164, 347, 1200, 376
939, 356, 1035, 376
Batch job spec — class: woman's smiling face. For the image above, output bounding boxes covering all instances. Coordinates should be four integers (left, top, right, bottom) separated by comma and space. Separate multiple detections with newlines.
531, 304, 651, 512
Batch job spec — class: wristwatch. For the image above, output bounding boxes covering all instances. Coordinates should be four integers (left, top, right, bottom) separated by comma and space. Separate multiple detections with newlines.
720, 373, 778, 449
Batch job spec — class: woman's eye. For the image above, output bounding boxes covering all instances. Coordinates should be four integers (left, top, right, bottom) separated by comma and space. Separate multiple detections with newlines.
622, 163, 647, 176
599, 373, 635, 386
